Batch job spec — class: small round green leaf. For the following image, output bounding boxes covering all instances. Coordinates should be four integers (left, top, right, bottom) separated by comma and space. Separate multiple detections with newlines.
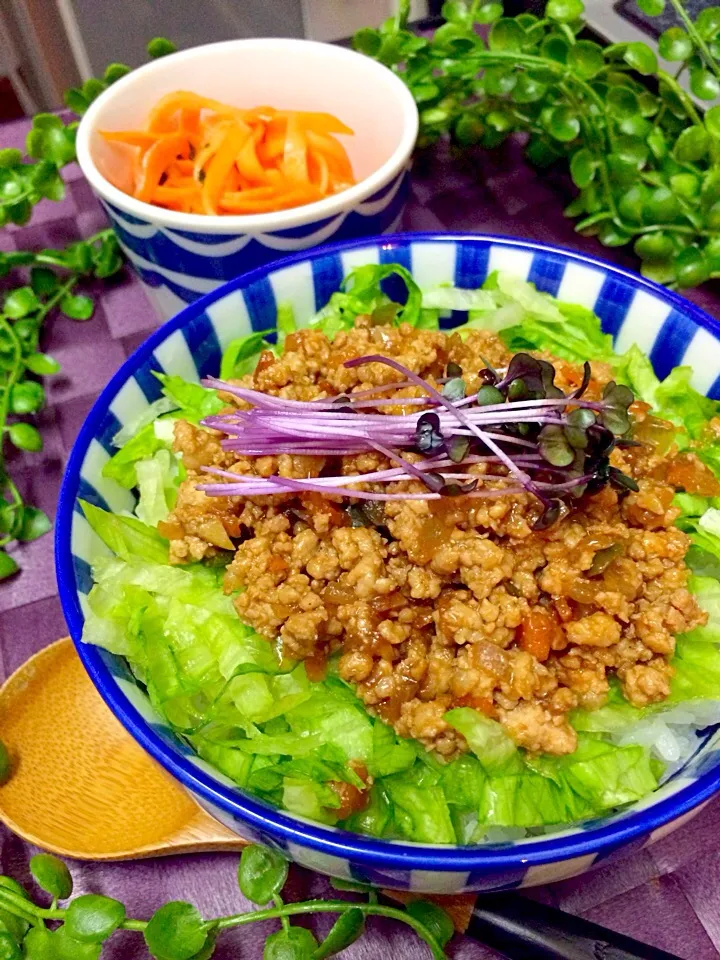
706, 105, 720, 138
0, 741, 11, 785
658, 26, 693, 61
0, 906, 28, 945
9, 382, 44, 415
475, 2, 503, 23
0, 932, 21, 960
66, 894, 126, 944
0, 150, 21, 169
3, 287, 40, 319
60, 293, 94, 321
540, 34, 568, 63
674, 125, 709, 163
263, 927, 318, 960
0, 554, 18, 582
546, 0, 584, 23
147, 37, 177, 58
16, 507, 51, 543
104, 63, 132, 84
353, 28, 382, 56
645, 185, 680, 222
618, 114, 651, 138
674, 245, 710, 288
598, 221, 633, 247
697, 7, 720, 40
544, 105, 580, 142
569, 148, 597, 188
81, 78, 106, 104
21, 927, 54, 960
453, 113, 484, 145
512, 73, 546, 103
623, 41, 657, 75
618, 183, 650, 224
636, 0, 664, 12
633, 232, 675, 261
703, 236, 720, 271
568, 40, 605, 79
238, 845, 289, 906
484, 67, 516, 96
705, 199, 720, 231
8, 423, 42, 453
607, 85, 640, 119
690, 66, 720, 101
670, 172, 700, 199
488, 18, 524, 52
406, 900, 455, 948
30, 267, 59, 297
29, 854, 73, 900
24, 353, 60, 375
441, 0, 468, 23
314, 909, 365, 959
144, 902, 206, 960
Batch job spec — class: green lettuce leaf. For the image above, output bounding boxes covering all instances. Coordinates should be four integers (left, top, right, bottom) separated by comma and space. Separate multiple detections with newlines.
102, 422, 168, 489
220, 330, 276, 380
383, 779, 455, 844
154, 372, 223, 421
80, 501, 168, 564
444, 707, 519, 774
134, 449, 179, 527
309, 263, 423, 337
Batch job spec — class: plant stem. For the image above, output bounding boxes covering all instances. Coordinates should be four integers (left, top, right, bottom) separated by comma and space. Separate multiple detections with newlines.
658, 68, 703, 126
667, 0, 720, 82
0, 888, 447, 959
215, 899, 446, 959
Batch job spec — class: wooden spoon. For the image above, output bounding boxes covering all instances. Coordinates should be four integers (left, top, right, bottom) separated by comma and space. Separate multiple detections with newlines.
0, 636, 246, 860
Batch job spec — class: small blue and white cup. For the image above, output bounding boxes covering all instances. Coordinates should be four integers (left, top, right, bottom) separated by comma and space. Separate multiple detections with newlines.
76, 38, 419, 320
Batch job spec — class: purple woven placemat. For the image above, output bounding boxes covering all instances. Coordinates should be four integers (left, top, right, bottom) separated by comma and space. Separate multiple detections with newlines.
1, 114, 720, 959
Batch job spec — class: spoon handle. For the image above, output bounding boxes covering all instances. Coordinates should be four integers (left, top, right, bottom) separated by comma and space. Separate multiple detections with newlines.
466, 893, 681, 960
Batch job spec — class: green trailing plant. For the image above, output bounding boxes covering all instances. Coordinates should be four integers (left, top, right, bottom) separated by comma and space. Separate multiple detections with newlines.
0, 39, 177, 580
0, 844, 453, 959
354, 0, 720, 288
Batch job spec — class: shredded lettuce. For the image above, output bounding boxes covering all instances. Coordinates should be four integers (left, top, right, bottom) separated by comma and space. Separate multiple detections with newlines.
80, 500, 168, 564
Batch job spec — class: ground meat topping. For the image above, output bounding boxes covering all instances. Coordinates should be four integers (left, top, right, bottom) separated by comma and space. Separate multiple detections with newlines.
166, 323, 706, 758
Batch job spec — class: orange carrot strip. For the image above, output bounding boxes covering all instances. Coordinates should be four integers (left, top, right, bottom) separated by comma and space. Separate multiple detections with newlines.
202, 123, 251, 215
305, 130, 353, 180
283, 113, 308, 184
153, 185, 201, 203
148, 91, 246, 132
236, 126, 269, 184
291, 111, 354, 136
308, 147, 329, 194
135, 133, 190, 203
193, 120, 234, 182
100, 130, 162, 150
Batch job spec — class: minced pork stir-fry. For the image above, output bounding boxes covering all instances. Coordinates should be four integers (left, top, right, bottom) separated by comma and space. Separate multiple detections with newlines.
82, 267, 720, 841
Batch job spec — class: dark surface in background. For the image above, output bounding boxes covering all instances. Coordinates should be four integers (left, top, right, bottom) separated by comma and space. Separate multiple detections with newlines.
616, 0, 706, 40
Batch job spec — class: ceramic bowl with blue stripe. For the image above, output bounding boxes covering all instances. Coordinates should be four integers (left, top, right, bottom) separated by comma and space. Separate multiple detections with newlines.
75, 39, 418, 322
56, 234, 720, 893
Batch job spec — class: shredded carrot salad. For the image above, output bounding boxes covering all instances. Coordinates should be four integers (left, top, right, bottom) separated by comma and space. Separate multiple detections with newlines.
100, 91, 356, 216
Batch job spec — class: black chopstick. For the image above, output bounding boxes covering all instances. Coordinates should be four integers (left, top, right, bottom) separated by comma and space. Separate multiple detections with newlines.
467, 893, 683, 960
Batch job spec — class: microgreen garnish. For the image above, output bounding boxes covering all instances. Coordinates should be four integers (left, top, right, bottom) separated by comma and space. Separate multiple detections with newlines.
199, 351, 637, 526
0, 841, 451, 959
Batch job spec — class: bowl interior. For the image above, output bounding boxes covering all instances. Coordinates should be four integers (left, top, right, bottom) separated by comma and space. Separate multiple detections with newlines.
86, 40, 411, 195
57, 234, 720, 883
